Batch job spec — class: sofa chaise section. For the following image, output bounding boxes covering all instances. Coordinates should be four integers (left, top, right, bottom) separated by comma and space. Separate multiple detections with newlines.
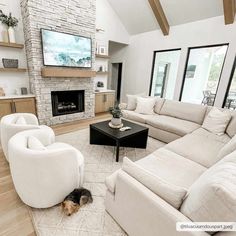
105, 171, 209, 236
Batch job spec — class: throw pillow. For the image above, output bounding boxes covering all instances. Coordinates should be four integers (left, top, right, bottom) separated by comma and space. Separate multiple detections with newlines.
202, 107, 231, 135
27, 136, 46, 150
135, 97, 156, 115
180, 151, 236, 229
15, 116, 27, 125
122, 157, 187, 209
126, 93, 145, 110
154, 98, 165, 114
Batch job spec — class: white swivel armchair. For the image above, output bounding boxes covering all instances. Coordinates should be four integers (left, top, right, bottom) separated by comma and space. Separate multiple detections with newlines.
0, 113, 43, 161
8, 127, 84, 208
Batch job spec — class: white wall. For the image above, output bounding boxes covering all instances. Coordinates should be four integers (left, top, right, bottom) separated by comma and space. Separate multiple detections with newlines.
95, 0, 130, 90
108, 41, 128, 100
0, 0, 29, 95
122, 16, 236, 107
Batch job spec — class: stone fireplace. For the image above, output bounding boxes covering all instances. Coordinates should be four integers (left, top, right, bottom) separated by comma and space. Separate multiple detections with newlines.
20, 0, 96, 125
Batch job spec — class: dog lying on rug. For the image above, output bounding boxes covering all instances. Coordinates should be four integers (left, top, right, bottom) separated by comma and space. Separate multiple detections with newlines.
62, 188, 93, 216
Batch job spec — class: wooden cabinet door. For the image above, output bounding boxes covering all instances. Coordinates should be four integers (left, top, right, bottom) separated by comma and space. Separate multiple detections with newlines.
104, 93, 115, 111
13, 98, 36, 114
0, 99, 13, 118
95, 94, 105, 113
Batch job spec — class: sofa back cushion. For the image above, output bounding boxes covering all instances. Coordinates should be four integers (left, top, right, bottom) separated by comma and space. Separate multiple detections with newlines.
154, 98, 165, 114
180, 151, 236, 224
226, 110, 236, 138
206, 107, 236, 138
160, 100, 207, 124
202, 107, 231, 135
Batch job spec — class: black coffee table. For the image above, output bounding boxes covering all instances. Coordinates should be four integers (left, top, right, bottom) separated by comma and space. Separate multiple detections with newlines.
90, 120, 149, 162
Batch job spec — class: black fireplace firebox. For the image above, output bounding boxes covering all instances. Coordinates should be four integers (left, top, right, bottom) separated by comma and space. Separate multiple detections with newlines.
51, 90, 85, 116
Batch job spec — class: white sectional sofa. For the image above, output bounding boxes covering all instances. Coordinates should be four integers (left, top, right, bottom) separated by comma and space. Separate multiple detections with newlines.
105, 98, 236, 236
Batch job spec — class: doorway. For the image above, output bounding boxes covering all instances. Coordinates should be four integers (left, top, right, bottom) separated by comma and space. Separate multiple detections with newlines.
111, 63, 123, 102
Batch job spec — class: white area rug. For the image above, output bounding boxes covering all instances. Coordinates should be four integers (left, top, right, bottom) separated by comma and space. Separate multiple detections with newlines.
30, 128, 164, 236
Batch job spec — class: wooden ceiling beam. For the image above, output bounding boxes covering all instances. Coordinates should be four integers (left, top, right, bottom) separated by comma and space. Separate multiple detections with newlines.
148, 0, 169, 35
223, 0, 236, 24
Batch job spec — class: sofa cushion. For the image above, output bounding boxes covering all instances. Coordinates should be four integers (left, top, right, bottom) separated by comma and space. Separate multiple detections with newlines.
27, 136, 46, 151
105, 170, 119, 193
165, 128, 230, 168
154, 98, 165, 114
15, 116, 27, 125
122, 157, 187, 209
126, 94, 144, 110
226, 110, 236, 138
180, 151, 236, 224
202, 107, 231, 135
122, 110, 155, 124
135, 97, 156, 115
136, 148, 206, 189
217, 134, 236, 160
146, 115, 200, 137
160, 100, 207, 124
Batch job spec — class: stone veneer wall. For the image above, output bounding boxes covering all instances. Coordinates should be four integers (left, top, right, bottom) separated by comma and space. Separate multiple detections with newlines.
20, 0, 96, 125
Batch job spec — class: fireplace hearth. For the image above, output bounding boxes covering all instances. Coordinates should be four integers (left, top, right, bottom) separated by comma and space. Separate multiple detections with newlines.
51, 90, 85, 116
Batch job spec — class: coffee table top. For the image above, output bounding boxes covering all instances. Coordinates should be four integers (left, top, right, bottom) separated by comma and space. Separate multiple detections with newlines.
90, 119, 148, 140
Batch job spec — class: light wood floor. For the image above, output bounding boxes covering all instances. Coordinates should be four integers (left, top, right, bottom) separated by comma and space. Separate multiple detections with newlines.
0, 113, 111, 236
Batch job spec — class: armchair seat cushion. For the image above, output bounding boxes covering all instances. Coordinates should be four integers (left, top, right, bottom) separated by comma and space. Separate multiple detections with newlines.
146, 115, 200, 137
165, 128, 230, 168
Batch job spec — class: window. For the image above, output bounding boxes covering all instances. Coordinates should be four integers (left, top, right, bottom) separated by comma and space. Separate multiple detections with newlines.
149, 49, 181, 99
180, 44, 228, 105
223, 57, 236, 109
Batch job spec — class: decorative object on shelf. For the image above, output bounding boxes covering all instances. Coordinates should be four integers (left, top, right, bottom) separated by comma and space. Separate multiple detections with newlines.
97, 65, 106, 72
0, 10, 18, 43
97, 81, 104, 88
2, 58, 19, 68
0, 87, 5, 96
1, 28, 9, 43
14, 88, 21, 95
109, 103, 123, 128
21, 87, 28, 95
99, 45, 106, 55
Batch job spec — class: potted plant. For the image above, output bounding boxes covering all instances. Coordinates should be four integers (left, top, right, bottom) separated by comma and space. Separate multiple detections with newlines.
109, 103, 123, 127
0, 10, 18, 43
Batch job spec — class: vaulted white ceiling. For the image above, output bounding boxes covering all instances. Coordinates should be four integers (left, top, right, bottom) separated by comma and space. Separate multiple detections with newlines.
107, 0, 224, 35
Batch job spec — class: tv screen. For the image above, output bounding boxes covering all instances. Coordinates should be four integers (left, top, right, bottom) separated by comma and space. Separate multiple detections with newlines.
41, 29, 92, 68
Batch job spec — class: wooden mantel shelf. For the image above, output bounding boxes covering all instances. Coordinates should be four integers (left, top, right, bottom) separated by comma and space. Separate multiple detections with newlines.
41, 67, 96, 78
0, 68, 27, 72
95, 54, 110, 59
0, 42, 24, 49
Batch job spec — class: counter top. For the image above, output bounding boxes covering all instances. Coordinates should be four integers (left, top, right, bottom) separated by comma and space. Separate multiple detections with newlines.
94, 89, 115, 94
0, 94, 36, 100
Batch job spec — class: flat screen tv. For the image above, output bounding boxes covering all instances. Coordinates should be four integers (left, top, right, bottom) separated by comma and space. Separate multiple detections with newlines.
41, 29, 92, 68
